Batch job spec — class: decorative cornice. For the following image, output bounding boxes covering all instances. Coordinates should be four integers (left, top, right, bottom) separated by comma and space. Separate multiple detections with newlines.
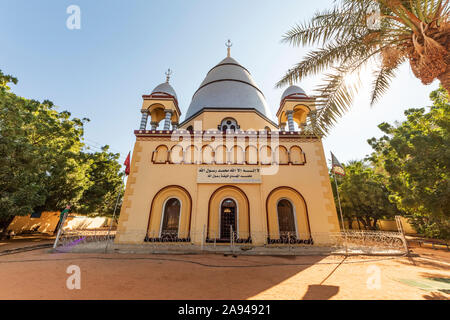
134, 130, 320, 141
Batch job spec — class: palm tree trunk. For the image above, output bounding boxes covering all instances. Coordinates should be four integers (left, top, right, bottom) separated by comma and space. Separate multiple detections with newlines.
438, 65, 450, 94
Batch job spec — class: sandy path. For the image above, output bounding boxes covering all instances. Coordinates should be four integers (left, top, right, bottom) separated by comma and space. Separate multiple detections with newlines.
0, 247, 448, 300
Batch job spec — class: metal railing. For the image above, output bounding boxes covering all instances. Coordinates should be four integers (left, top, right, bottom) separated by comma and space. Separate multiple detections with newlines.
54, 228, 407, 255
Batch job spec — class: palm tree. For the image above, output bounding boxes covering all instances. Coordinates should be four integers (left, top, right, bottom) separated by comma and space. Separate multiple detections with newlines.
278, 0, 449, 135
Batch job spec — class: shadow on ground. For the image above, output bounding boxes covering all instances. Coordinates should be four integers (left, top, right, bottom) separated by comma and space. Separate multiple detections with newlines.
302, 285, 339, 300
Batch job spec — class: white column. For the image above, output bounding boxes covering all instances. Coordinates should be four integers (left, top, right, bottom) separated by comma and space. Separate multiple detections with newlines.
171, 122, 178, 130
139, 111, 148, 130
286, 111, 295, 132
163, 110, 173, 130
279, 122, 286, 132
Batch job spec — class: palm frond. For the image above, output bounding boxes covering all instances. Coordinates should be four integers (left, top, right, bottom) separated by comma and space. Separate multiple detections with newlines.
276, 37, 376, 88
370, 59, 404, 105
312, 66, 360, 134
282, 4, 370, 47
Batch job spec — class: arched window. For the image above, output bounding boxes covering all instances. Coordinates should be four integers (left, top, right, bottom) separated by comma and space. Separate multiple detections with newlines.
277, 199, 296, 238
218, 118, 239, 133
186, 125, 194, 133
220, 198, 237, 240
161, 198, 181, 238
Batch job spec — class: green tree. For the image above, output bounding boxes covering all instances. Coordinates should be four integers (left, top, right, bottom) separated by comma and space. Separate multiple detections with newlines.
278, 0, 450, 134
0, 71, 47, 228
0, 70, 124, 231
27, 101, 91, 212
331, 161, 401, 230
76, 146, 124, 216
368, 86, 450, 238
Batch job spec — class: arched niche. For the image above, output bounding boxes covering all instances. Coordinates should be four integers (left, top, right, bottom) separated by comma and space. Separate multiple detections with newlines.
230, 145, 244, 164
290, 146, 306, 165
201, 145, 214, 164
274, 146, 289, 164
215, 145, 228, 164
147, 185, 192, 239
184, 145, 199, 164
259, 145, 272, 165
245, 145, 258, 164
266, 187, 310, 241
152, 145, 169, 163
169, 145, 183, 164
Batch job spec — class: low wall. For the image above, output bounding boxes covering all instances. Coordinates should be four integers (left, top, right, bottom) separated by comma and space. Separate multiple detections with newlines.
7, 212, 116, 234
347, 217, 416, 234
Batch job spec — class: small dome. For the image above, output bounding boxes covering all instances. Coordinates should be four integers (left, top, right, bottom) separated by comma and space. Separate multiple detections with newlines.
151, 82, 178, 101
281, 85, 307, 101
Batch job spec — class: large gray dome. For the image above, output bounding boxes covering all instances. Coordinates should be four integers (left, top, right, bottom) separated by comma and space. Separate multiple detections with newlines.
184, 56, 271, 120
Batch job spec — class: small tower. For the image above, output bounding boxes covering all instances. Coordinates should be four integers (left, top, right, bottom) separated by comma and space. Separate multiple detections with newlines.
276, 85, 315, 132
139, 69, 181, 131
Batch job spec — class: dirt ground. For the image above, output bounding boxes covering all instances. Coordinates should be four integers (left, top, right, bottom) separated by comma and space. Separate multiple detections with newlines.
0, 243, 449, 300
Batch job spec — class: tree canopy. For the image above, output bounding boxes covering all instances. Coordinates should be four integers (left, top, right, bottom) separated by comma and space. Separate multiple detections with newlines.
368, 86, 450, 238
0, 70, 124, 229
331, 161, 401, 230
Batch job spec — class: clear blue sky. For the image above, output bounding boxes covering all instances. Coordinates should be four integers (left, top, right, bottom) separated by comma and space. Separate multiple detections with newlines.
0, 0, 439, 164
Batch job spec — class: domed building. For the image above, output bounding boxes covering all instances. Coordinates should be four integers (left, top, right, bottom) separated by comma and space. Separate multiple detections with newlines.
116, 44, 340, 247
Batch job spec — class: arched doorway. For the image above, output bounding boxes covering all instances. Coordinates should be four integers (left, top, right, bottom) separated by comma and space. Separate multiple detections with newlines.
160, 198, 181, 238
220, 198, 237, 240
207, 186, 250, 242
277, 199, 296, 240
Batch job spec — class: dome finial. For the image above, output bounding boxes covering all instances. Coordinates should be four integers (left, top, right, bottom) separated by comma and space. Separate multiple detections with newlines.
165, 68, 172, 83
225, 39, 232, 57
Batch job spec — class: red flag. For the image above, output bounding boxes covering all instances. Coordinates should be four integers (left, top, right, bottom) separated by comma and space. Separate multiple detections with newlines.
124, 152, 131, 176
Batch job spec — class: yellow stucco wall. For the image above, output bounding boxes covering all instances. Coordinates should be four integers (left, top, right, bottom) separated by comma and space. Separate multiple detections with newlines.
116, 109, 341, 245
7, 212, 61, 234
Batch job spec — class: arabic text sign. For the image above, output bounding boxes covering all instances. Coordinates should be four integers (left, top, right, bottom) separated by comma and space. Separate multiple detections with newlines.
197, 166, 261, 184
